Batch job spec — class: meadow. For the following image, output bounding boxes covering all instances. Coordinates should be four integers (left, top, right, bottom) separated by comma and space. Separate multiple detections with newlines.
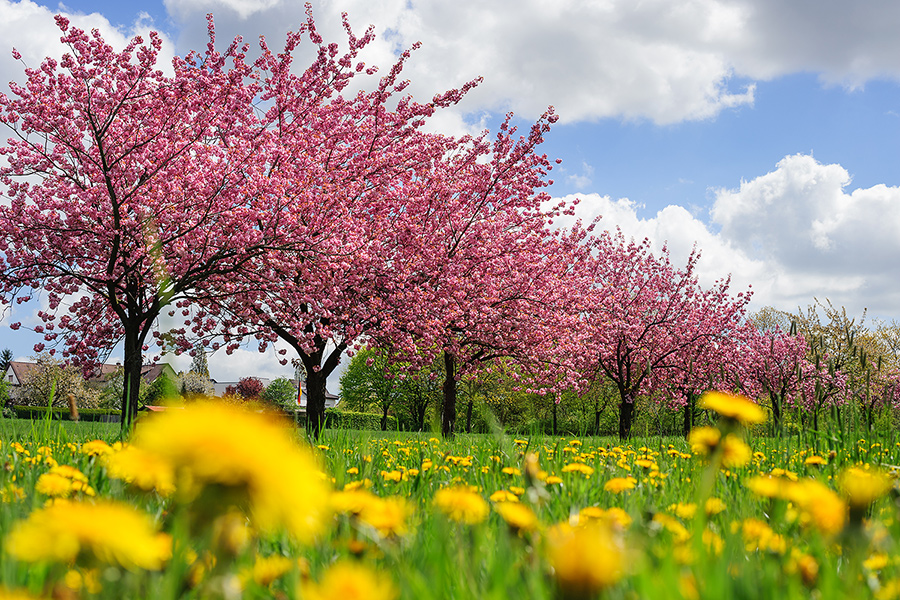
0, 395, 898, 600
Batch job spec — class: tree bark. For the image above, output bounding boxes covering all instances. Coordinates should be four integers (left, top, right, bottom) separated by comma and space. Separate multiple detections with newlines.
618, 393, 636, 440
121, 323, 143, 432
465, 398, 474, 433
305, 367, 327, 440
441, 351, 457, 438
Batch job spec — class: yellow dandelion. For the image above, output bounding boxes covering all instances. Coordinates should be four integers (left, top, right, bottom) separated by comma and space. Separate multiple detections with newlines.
80, 440, 113, 458
5, 500, 170, 569
545, 476, 563, 485
698, 391, 766, 425
242, 555, 293, 588
721, 436, 752, 468
103, 446, 175, 496
433, 487, 489, 525
357, 496, 409, 538
494, 502, 539, 534
0, 587, 48, 600
490, 490, 520, 503
300, 560, 396, 600
561, 462, 595, 477
547, 522, 624, 596
838, 466, 892, 510
705, 497, 727, 516
804, 455, 827, 467
688, 426, 721, 455
35, 473, 75, 498
131, 400, 329, 543
604, 477, 637, 494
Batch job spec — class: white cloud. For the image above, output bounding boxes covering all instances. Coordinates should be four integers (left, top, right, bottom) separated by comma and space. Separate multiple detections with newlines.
556, 153, 900, 319
158, 0, 900, 126
0, 0, 176, 91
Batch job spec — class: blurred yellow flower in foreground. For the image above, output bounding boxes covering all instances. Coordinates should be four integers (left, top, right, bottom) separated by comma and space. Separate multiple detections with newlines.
546, 522, 624, 598
699, 391, 766, 426
433, 486, 489, 524
104, 445, 175, 496
5, 500, 170, 570
132, 401, 329, 543
301, 561, 397, 600
838, 466, 892, 510
494, 501, 539, 534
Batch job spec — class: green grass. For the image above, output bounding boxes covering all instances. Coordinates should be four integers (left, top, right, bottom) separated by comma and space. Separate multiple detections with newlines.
0, 411, 898, 599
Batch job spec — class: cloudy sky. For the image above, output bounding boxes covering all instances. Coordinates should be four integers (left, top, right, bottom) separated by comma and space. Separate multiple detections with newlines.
1, 0, 899, 387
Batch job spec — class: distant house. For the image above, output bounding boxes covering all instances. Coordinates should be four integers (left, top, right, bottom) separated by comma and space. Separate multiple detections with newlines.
211, 376, 339, 408
295, 379, 341, 409
3, 360, 177, 399
210, 377, 273, 397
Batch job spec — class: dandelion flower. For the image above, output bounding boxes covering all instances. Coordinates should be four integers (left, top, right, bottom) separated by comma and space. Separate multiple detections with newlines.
494, 502, 539, 534
104, 446, 175, 496
300, 561, 396, 600
433, 487, 489, 525
604, 476, 637, 494
546, 522, 624, 596
698, 391, 766, 425
132, 400, 329, 543
838, 466, 892, 510
6, 500, 170, 570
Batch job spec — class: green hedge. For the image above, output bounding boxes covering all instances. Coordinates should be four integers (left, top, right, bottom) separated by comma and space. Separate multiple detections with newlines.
8, 406, 121, 422
292, 409, 397, 431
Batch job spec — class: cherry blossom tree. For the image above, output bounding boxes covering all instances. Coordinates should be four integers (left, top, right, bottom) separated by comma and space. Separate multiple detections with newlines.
187, 10, 479, 438
732, 325, 811, 432
369, 112, 592, 437
0, 17, 273, 428
578, 232, 751, 440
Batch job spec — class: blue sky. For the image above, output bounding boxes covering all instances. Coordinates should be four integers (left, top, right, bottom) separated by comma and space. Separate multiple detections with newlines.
2, 0, 900, 385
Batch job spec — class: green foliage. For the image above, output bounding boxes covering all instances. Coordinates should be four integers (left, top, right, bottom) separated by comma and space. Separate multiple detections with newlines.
144, 372, 181, 405
262, 377, 298, 407
7, 405, 123, 421
17, 353, 100, 408
0, 348, 12, 372
177, 370, 214, 399
294, 408, 398, 431
189, 344, 210, 379
98, 366, 149, 409
0, 376, 9, 407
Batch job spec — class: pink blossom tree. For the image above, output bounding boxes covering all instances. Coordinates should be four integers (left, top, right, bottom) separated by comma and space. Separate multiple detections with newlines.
186, 11, 479, 438
732, 325, 812, 432
0, 17, 275, 428
578, 232, 751, 439
368, 112, 592, 437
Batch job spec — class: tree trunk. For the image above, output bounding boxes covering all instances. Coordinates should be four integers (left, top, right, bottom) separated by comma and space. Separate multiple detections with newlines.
381, 403, 389, 431
305, 368, 327, 440
552, 399, 558, 436
465, 398, 474, 433
618, 393, 636, 440
682, 392, 697, 438
770, 392, 783, 435
121, 324, 143, 432
441, 351, 457, 438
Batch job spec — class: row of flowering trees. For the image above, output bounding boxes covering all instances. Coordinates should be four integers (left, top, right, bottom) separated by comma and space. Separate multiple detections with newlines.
1, 11, 894, 439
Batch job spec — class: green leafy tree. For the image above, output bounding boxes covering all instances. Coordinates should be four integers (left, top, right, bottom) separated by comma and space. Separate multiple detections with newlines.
190, 344, 210, 379
262, 378, 297, 408
144, 373, 181, 405
177, 371, 214, 399
0, 348, 12, 373
99, 366, 149, 410
340, 348, 405, 431
17, 353, 100, 408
